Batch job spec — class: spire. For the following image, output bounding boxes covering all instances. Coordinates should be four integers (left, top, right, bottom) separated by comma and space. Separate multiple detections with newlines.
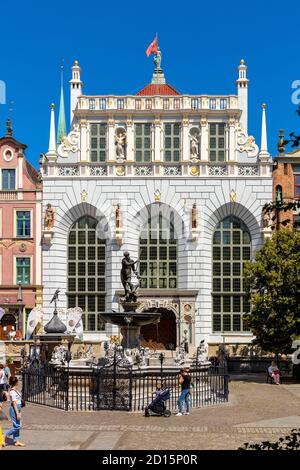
46, 103, 57, 160
57, 63, 67, 145
70, 60, 83, 125
237, 59, 249, 132
259, 103, 270, 161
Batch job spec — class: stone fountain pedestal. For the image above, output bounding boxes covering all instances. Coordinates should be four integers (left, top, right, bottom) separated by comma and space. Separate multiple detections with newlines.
100, 301, 161, 350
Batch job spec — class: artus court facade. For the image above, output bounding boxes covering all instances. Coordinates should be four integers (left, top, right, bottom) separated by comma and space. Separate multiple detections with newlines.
40, 54, 273, 351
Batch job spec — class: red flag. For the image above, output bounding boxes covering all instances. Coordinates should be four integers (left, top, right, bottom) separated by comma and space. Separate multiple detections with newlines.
146, 36, 158, 57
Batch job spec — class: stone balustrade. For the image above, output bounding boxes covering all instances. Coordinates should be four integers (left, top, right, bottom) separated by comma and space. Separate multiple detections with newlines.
77, 95, 239, 113
43, 163, 270, 179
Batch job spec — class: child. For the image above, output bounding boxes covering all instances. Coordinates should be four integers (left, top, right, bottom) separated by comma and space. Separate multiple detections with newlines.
154, 382, 164, 398
268, 361, 281, 385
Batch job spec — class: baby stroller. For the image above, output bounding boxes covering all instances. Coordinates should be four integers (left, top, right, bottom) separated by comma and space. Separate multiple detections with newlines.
144, 388, 171, 417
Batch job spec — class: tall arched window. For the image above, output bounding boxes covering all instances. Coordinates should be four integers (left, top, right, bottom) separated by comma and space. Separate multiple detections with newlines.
67, 215, 106, 332
212, 216, 251, 332
139, 211, 177, 288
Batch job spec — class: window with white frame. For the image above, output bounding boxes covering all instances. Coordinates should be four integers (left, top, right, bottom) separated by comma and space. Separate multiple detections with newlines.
209, 123, 226, 162
139, 211, 177, 289
90, 124, 107, 162
146, 99, 152, 110
164, 123, 181, 162
135, 99, 141, 110
16, 257, 31, 285
67, 216, 106, 332
293, 165, 300, 198
135, 124, 151, 162
16, 211, 31, 237
2, 169, 15, 190
212, 216, 251, 333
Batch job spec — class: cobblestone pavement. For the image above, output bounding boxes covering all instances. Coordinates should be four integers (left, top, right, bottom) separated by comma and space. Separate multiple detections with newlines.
1, 376, 300, 450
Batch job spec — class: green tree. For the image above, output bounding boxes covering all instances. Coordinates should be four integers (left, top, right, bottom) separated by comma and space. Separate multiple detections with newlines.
244, 228, 300, 355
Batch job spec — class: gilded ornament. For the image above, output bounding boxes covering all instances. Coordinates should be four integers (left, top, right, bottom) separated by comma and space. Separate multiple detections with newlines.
154, 189, 161, 202
116, 166, 125, 176
190, 166, 199, 176
81, 190, 87, 203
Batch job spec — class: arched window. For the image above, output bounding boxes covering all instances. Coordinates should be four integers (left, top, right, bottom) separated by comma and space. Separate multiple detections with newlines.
139, 211, 177, 288
67, 215, 106, 332
212, 216, 251, 332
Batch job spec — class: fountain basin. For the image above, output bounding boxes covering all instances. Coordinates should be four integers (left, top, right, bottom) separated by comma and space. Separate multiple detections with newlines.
100, 311, 160, 328
100, 310, 161, 349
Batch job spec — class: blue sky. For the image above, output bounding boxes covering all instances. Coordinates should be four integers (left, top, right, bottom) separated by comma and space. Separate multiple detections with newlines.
0, 0, 299, 167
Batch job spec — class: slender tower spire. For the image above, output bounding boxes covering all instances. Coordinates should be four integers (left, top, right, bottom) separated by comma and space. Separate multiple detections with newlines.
57, 62, 67, 145
259, 103, 270, 161
236, 59, 249, 133
46, 103, 57, 160
70, 60, 82, 126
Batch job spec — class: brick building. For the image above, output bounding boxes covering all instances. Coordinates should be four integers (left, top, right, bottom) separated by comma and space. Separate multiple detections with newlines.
0, 119, 42, 340
272, 132, 300, 229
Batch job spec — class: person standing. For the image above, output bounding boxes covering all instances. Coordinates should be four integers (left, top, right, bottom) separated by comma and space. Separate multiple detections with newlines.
0, 364, 7, 411
3, 364, 11, 393
4, 377, 25, 447
176, 368, 191, 416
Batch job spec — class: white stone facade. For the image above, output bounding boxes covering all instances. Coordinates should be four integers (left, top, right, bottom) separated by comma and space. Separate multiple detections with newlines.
41, 58, 273, 348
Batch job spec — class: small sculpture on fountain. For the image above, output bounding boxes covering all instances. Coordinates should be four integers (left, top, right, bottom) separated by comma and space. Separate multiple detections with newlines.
196, 339, 208, 364
120, 251, 140, 302
174, 343, 186, 365
51, 344, 68, 365
85, 344, 96, 364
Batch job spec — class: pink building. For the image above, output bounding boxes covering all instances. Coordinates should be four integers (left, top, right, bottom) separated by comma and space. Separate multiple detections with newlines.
0, 119, 42, 340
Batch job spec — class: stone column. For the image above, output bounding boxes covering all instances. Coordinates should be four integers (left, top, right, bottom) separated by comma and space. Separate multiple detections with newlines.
228, 117, 236, 161
108, 118, 115, 162
200, 117, 208, 161
182, 117, 190, 162
154, 116, 162, 162
80, 119, 88, 162
126, 117, 134, 162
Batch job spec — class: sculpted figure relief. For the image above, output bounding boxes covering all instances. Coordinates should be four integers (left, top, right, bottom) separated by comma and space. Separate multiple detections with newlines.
154, 49, 162, 70
115, 130, 126, 161
190, 134, 199, 160
45, 203, 55, 230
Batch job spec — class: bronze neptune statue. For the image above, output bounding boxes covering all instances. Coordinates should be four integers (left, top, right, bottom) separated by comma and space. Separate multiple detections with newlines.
120, 251, 140, 302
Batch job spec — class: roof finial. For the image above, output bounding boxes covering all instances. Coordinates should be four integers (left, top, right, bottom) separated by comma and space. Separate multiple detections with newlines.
57, 59, 67, 146
277, 129, 285, 155
6, 117, 12, 136
47, 103, 57, 158
259, 102, 270, 161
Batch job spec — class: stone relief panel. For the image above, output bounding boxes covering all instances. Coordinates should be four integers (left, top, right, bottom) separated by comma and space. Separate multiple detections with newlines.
57, 123, 80, 159
236, 123, 259, 158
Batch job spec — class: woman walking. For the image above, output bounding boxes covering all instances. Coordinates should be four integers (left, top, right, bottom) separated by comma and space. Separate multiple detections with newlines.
176, 368, 191, 416
4, 377, 25, 447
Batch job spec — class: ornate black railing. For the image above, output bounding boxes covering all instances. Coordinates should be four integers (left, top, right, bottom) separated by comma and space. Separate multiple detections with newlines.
22, 359, 229, 412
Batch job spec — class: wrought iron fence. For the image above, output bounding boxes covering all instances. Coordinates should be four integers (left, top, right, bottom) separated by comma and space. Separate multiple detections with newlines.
22, 359, 229, 412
